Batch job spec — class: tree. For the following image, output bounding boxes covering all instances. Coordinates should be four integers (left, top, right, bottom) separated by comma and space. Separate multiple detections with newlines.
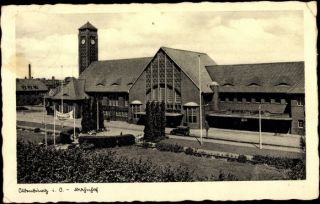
91, 97, 97, 131
98, 100, 105, 130
143, 101, 166, 142
143, 101, 153, 141
160, 101, 166, 139
81, 99, 91, 132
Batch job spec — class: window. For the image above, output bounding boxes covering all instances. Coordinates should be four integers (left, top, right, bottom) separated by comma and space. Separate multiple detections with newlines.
186, 107, 197, 123
160, 87, 165, 101
297, 97, 304, 106
175, 92, 181, 103
124, 100, 128, 107
298, 120, 304, 128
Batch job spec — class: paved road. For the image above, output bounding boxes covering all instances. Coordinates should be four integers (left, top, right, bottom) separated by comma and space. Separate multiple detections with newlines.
17, 110, 302, 150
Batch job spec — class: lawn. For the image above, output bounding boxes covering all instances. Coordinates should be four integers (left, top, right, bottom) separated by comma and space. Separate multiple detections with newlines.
160, 138, 304, 159
17, 129, 57, 144
95, 145, 289, 181
17, 130, 291, 181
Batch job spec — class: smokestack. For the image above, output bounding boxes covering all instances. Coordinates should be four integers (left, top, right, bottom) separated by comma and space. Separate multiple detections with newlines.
28, 64, 32, 79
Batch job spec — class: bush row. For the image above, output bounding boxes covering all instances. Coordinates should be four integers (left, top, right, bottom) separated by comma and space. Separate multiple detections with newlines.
252, 155, 302, 169
151, 142, 305, 180
78, 134, 135, 148
17, 141, 197, 183
155, 143, 184, 153
252, 155, 305, 179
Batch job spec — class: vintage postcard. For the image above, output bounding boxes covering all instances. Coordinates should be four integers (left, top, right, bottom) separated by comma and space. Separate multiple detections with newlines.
2, 1, 318, 202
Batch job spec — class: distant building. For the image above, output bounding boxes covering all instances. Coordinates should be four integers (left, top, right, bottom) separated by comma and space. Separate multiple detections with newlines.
16, 78, 48, 106
50, 22, 305, 135
49, 78, 88, 118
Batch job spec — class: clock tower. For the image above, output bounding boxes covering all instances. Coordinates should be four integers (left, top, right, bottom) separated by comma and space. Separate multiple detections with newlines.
78, 21, 98, 75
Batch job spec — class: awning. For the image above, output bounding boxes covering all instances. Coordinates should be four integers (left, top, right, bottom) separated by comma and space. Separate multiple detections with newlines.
183, 102, 199, 107
165, 113, 183, 117
130, 100, 143, 105
207, 112, 292, 121
134, 112, 183, 117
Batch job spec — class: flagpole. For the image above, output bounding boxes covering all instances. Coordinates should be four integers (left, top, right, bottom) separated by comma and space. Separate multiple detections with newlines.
259, 104, 262, 149
73, 104, 76, 140
43, 95, 47, 147
198, 55, 203, 146
53, 105, 56, 146
61, 65, 64, 129
97, 98, 99, 130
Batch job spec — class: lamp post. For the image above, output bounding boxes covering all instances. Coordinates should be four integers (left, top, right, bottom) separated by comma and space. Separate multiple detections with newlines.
259, 104, 262, 149
198, 55, 203, 145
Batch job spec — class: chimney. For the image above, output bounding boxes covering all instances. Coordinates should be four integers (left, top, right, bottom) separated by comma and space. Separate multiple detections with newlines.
28, 64, 32, 79
210, 82, 220, 111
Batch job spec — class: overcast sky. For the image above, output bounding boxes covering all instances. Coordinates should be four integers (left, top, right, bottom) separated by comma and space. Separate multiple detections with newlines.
15, 10, 303, 79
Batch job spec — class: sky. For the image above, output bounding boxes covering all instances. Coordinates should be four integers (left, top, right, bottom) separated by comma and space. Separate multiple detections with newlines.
15, 9, 304, 79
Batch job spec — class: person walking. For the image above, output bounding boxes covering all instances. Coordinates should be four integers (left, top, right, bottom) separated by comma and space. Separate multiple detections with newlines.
205, 120, 209, 139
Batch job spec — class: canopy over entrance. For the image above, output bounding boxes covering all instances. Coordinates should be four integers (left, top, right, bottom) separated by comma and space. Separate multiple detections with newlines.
183, 102, 199, 107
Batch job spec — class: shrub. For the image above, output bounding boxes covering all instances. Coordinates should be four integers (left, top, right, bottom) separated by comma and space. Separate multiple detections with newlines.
218, 170, 239, 181
237, 154, 247, 163
117, 134, 135, 146
34, 128, 41, 133
79, 134, 135, 148
287, 159, 306, 180
185, 147, 195, 155
252, 154, 306, 180
17, 141, 197, 183
60, 133, 72, 144
155, 143, 184, 153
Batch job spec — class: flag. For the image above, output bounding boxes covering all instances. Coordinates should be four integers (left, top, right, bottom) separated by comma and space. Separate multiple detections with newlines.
56, 110, 74, 121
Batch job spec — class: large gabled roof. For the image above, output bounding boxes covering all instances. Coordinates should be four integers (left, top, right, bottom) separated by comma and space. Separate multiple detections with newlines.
79, 57, 152, 92
79, 21, 97, 31
51, 78, 88, 100
206, 61, 304, 94
160, 47, 217, 93
16, 79, 48, 92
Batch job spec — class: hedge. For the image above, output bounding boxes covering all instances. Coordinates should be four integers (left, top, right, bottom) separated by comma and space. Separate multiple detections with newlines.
17, 141, 196, 183
155, 143, 184, 153
252, 155, 305, 180
78, 134, 135, 148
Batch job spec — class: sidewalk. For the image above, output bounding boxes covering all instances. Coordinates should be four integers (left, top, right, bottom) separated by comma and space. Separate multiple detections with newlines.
17, 111, 302, 149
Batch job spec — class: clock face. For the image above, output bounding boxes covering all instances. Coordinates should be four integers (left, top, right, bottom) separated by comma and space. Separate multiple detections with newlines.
81, 39, 85, 44
91, 39, 95, 45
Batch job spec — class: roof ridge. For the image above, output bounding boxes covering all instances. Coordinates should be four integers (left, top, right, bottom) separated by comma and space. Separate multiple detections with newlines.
207, 61, 304, 67
161, 46, 207, 55
97, 57, 153, 62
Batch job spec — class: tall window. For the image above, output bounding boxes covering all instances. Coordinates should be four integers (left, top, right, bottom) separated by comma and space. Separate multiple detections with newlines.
186, 107, 197, 123
131, 104, 141, 120
145, 50, 181, 103
297, 97, 304, 106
